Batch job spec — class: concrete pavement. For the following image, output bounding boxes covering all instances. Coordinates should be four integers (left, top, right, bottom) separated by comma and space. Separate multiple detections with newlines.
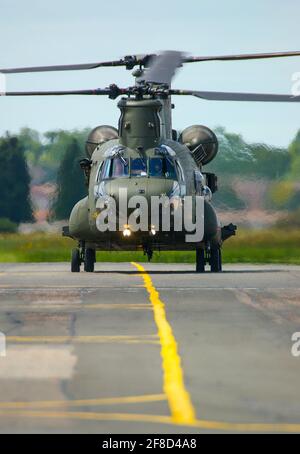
0, 262, 299, 433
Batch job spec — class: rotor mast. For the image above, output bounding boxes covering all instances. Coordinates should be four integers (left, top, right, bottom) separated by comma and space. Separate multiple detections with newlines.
132, 78, 173, 142
132, 51, 184, 141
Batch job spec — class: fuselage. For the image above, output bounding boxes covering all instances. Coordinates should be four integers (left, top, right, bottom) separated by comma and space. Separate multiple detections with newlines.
69, 136, 221, 251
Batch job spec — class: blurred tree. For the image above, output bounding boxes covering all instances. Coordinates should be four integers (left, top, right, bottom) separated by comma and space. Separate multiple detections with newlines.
205, 127, 290, 179
40, 129, 89, 183
52, 139, 86, 220
0, 135, 33, 223
249, 144, 290, 179
267, 181, 294, 208
0, 218, 18, 233
18, 128, 42, 165
265, 129, 300, 211
288, 130, 300, 180
205, 127, 254, 175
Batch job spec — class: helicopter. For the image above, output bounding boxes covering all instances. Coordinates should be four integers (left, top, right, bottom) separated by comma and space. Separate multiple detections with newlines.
1, 50, 300, 273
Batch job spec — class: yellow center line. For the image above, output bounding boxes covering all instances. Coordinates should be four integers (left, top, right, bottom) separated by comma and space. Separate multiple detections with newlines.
6, 335, 159, 345
131, 262, 196, 425
0, 393, 167, 409
0, 410, 299, 433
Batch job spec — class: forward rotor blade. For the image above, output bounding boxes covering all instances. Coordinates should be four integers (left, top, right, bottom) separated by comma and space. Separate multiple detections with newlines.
2, 50, 300, 75
137, 51, 184, 85
0, 55, 153, 74
184, 50, 300, 63
172, 90, 300, 102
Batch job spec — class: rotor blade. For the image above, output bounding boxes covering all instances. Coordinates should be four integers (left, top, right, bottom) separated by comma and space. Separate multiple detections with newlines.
0, 86, 128, 98
0, 55, 154, 74
2, 50, 300, 74
137, 51, 184, 85
172, 90, 300, 102
184, 50, 300, 64
1, 89, 110, 96
0, 62, 124, 75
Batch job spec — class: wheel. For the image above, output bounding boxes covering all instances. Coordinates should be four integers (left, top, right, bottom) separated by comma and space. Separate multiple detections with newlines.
84, 248, 95, 272
196, 248, 205, 273
210, 247, 222, 272
71, 248, 80, 273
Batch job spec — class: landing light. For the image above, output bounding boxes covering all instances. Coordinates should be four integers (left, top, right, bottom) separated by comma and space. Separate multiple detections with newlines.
123, 226, 131, 237
150, 226, 156, 236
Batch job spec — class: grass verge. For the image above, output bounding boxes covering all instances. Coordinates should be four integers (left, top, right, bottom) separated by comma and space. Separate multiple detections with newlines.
0, 229, 299, 264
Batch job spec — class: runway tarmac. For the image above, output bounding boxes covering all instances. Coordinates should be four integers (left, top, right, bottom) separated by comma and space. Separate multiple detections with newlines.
0, 262, 299, 433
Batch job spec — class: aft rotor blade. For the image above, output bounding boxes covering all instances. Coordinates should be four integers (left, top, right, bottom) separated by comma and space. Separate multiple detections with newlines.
184, 50, 300, 63
138, 51, 184, 85
0, 86, 127, 98
1, 89, 110, 96
172, 90, 300, 102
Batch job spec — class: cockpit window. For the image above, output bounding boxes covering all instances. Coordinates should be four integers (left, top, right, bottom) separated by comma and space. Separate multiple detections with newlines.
111, 157, 129, 178
131, 158, 147, 177
149, 157, 177, 180
149, 158, 164, 177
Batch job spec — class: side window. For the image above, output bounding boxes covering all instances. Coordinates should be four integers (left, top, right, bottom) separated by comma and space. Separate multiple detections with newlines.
101, 159, 112, 180
96, 162, 104, 183
165, 159, 177, 180
175, 161, 184, 182
194, 170, 203, 195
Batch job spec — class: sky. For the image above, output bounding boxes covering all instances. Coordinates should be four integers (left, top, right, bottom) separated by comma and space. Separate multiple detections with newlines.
0, 0, 300, 147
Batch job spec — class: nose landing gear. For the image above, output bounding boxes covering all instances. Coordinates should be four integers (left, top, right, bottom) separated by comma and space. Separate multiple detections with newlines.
143, 245, 153, 262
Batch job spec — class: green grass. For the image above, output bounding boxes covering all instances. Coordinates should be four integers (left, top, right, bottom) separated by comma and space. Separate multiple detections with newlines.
0, 229, 299, 264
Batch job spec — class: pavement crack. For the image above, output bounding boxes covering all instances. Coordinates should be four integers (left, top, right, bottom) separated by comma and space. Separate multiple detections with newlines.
69, 313, 77, 338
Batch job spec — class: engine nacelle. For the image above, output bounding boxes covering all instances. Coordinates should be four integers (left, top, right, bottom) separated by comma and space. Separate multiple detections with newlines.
86, 125, 118, 158
179, 125, 218, 166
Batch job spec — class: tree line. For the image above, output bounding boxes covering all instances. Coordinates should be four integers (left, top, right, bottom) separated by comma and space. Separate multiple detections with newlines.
0, 127, 299, 231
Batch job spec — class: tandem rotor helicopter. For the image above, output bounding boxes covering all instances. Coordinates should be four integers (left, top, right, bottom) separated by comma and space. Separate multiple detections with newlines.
1, 50, 300, 272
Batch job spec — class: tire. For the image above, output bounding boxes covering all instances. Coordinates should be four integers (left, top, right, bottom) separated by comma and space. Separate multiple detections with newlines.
84, 248, 95, 272
210, 247, 222, 272
196, 248, 205, 273
71, 248, 80, 273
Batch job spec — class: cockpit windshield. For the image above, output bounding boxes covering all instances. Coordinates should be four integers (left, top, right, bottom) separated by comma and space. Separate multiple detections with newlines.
98, 157, 179, 181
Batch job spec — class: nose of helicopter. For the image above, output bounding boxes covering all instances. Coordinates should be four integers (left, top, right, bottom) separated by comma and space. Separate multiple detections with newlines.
104, 177, 175, 235
108, 176, 173, 204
